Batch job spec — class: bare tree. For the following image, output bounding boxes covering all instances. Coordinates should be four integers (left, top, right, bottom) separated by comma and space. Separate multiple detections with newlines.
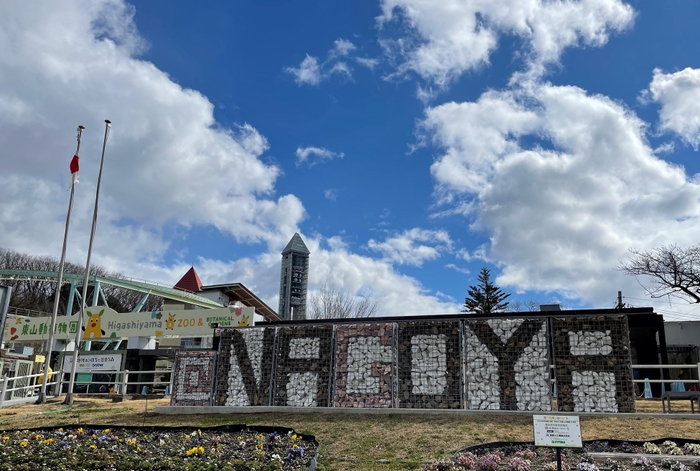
618, 244, 700, 304
510, 300, 540, 312
307, 283, 379, 319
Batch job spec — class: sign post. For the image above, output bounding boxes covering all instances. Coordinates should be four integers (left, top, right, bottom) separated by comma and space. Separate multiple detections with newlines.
533, 415, 582, 471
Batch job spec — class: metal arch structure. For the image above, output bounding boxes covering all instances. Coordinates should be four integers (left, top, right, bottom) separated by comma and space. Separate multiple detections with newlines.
0, 269, 224, 315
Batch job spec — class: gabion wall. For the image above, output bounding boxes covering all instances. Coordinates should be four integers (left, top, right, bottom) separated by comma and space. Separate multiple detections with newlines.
214, 327, 276, 406
170, 351, 217, 406
334, 323, 394, 408
273, 325, 334, 407
552, 316, 635, 413
397, 321, 462, 409
464, 318, 551, 411
171, 314, 635, 412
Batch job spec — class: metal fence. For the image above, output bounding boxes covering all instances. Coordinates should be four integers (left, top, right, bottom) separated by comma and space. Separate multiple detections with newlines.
0, 368, 174, 407
631, 363, 700, 387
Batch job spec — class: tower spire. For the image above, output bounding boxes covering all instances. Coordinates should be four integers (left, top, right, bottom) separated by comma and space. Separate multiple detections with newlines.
278, 233, 310, 320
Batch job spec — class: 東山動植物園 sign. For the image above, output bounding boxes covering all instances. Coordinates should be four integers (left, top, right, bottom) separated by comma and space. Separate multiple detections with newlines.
2, 305, 254, 342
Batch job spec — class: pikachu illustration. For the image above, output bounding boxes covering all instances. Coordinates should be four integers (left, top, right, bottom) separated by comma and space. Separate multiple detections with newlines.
238, 315, 250, 327
165, 313, 176, 330
82, 309, 105, 339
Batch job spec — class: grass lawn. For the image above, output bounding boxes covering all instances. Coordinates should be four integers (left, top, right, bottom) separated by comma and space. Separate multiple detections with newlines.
1, 398, 698, 470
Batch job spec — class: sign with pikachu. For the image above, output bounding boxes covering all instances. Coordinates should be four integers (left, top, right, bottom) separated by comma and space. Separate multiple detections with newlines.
3, 305, 254, 342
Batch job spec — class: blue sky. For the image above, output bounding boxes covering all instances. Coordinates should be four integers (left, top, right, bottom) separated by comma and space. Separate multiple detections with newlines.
1, 0, 700, 320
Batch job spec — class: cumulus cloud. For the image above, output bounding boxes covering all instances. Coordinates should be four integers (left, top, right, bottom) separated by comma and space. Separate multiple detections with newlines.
295, 146, 344, 166
0, 1, 462, 320
378, 0, 635, 87
367, 228, 452, 266
420, 81, 700, 311
194, 235, 461, 317
0, 0, 308, 275
647, 67, 700, 149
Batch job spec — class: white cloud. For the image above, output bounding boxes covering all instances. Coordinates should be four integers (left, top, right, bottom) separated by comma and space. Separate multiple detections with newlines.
329, 61, 353, 79
286, 38, 363, 86
647, 67, 700, 150
378, 0, 634, 87
331, 38, 356, 57
367, 228, 452, 266
285, 54, 322, 85
653, 142, 675, 154
193, 235, 461, 317
323, 189, 338, 202
356, 57, 380, 70
421, 81, 700, 312
445, 263, 470, 275
0, 1, 305, 269
295, 146, 344, 166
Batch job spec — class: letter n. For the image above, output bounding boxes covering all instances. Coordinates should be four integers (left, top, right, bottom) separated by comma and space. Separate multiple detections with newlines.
214, 327, 275, 406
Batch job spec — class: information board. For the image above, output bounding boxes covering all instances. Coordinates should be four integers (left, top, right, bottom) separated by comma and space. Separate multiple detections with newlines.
63, 354, 123, 373
533, 415, 582, 448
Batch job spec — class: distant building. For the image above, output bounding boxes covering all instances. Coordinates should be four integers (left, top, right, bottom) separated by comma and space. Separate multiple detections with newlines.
161, 266, 281, 349
278, 233, 310, 320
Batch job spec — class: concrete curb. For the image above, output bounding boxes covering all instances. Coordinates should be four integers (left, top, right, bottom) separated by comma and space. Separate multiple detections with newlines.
155, 406, 700, 419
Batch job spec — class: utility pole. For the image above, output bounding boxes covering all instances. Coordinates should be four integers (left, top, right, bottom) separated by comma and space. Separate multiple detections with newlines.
615, 291, 625, 309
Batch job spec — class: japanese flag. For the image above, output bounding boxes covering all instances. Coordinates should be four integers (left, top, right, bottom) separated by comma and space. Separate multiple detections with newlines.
69, 155, 79, 187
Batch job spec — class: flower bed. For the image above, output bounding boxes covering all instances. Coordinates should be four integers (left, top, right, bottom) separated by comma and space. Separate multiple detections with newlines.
423, 439, 700, 471
0, 425, 318, 471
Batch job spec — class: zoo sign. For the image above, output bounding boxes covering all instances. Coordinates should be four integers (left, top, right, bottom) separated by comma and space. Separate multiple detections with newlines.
3, 305, 254, 342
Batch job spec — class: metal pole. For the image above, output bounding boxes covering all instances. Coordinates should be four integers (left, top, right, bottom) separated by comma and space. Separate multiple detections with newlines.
38, 125, 85, 404
556, 447, 562, 471
65, 120, 111, 405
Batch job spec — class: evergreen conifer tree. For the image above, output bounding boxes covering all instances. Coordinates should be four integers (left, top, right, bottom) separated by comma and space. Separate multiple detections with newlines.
463, 268, 510, 314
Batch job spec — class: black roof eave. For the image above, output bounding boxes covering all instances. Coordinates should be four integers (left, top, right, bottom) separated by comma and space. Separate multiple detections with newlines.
256, 307, 657, 327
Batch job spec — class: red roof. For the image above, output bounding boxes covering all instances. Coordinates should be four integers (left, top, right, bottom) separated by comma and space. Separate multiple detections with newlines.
173, 266, 203, 293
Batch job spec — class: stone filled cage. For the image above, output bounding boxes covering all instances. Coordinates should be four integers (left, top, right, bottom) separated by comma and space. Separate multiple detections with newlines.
170, 311, 639, 413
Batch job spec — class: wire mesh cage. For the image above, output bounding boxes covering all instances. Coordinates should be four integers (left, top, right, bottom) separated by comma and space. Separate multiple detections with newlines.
214, 327, 276, 406
273, 325, 334, 407
333, 322, 395, 408
551, 315, 635, 413
170, 350, 217, 406
396, 320, 462, 409
463, 318, 552, 411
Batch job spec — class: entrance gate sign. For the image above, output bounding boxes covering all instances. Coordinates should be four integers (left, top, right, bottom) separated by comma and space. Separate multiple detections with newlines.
3, 305, 254, 342
533, 415, 582, 448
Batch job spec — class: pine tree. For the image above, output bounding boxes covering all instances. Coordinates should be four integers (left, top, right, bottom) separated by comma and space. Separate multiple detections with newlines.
463, 268, 510, 314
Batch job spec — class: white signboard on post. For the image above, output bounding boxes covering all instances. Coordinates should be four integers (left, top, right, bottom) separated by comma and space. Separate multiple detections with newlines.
533, 415, 582, 448
62, 354, 122, 373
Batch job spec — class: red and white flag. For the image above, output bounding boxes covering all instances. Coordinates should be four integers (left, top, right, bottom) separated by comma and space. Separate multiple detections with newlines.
69, 155, 79, 187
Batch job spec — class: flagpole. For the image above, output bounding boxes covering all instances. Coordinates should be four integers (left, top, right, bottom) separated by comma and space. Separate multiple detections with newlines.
37, 125, 85, 404
64, 120, 111, 406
